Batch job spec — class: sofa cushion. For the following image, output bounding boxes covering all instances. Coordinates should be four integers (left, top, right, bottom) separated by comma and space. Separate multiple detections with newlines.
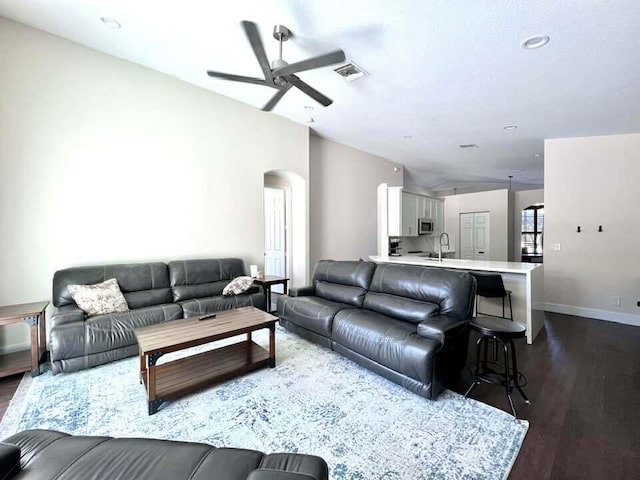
368, 263, 476, 320
48, 304, 183, 369
277, 296, 353, 337
67, 278, 129, 317
53, 263, 171, 309
313, 260, 376, 289
363, 292, 439, 324
332, 309, 438, 384
179, 292, 266, 318
169, 259, 247, 302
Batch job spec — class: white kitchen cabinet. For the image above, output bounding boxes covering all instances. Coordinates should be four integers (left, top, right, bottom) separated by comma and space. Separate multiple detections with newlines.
401, 192, 419, 236
432, 199, 444, 235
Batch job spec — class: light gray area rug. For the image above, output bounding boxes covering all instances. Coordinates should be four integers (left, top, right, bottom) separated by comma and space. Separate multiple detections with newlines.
1, 326, 528, 480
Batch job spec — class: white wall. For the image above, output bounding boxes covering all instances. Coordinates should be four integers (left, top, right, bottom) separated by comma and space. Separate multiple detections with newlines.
443, 189, 511, 261
512, 189, 544, 261
309, 135, 403, 267
544, 133, 640, 325
0, 19, 310, 350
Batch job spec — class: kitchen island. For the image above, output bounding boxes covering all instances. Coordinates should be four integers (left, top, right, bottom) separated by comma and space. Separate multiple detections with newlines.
369, 255, 544, 344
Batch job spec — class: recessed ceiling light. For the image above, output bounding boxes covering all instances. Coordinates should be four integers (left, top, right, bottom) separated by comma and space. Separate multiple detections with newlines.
100, 17, 121, 29
304, 106, 314, 111
402, 135, 413, 139
521, 35, 550, 49
503, 125, 518, 130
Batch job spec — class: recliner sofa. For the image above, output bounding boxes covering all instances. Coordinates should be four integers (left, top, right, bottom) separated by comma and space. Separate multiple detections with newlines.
0, 429, 328, 480
49, 258, 265, 374
277, 260, 476, 399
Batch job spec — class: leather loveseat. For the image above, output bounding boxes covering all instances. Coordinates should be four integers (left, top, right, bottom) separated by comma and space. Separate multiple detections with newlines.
49, 258, 265, 374
277, 260, 476, 399
0, 430, 328, 480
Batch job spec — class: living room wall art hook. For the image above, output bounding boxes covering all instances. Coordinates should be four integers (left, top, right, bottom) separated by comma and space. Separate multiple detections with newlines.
598, 225, 603, 232
576, 226, 581, 233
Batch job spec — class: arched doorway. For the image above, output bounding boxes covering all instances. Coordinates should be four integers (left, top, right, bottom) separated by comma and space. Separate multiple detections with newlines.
263, 170, 308, 291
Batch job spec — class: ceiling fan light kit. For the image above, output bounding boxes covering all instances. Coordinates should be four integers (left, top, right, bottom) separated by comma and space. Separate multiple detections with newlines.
206, 21, 346, 112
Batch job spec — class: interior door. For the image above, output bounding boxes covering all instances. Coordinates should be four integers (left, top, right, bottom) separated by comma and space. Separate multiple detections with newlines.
460, 213, 475, 259
264, 187, 286, 292
473, 212, 491, 260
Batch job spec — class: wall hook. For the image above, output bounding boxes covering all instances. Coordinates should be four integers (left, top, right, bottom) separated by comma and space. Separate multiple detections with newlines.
576, 226, 581, 233
598, 225, 603, 232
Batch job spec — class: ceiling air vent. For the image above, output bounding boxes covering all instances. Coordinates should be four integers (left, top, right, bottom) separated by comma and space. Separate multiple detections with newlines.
459, 144, 479, 149
334, 62, 368, 82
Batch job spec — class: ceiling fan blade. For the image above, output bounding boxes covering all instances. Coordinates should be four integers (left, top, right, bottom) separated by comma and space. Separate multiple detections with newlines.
241, 20, 274, 84
206, 70, 274, 87
287, 75, 333, 107
262, 84, 293, 112
272, 50, 346, 77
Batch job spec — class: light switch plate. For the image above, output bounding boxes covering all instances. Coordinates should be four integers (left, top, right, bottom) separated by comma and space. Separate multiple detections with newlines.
552, 243, 561, 251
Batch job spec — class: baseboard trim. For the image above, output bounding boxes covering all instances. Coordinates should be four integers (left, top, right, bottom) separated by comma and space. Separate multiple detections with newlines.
544, 303, 640, 327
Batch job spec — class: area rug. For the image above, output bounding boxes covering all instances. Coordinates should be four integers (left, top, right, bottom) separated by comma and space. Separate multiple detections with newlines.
0, 326, 528, 480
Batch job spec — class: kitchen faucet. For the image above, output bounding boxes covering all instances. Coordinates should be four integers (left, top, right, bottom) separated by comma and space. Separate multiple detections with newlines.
438, 232, 450, 262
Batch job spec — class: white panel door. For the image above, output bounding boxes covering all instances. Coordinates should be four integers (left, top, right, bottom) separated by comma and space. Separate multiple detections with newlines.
264, 187, 286, 292
460, 212, 490, 260
460, 213, 475, 259
473, 212, 491, 260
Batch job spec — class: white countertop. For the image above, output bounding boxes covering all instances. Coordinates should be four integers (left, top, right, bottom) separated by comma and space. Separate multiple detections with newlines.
369, 255, 542, 274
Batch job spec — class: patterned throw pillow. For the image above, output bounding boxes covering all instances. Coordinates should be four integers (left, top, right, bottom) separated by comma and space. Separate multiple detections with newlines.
67, 278, 129, 317
223, 276, 255, 296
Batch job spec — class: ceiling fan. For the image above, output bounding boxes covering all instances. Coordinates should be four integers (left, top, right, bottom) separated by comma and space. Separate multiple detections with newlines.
206, 21, 346, 111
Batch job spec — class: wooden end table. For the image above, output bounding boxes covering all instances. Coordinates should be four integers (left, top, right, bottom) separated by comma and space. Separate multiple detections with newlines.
253, 275, 289, 313
0, 301, 48, 378
134, 306, 277, 415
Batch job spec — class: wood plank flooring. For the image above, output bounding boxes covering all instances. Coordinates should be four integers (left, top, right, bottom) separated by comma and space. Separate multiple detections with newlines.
0, 312, 638, 479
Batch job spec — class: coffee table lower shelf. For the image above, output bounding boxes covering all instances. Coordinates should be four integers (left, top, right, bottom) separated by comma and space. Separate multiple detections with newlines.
141, 340, 271, 414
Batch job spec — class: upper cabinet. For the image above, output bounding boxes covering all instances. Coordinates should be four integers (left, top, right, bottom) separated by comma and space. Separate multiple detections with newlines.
387, 187, 443, 237
401, 192, 418, 236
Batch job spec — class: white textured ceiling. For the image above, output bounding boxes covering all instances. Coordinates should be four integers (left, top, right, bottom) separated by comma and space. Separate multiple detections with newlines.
2, 0, 639, 191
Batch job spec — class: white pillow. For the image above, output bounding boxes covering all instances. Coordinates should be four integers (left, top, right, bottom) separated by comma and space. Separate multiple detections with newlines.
67, 278, 129, 317
223, 276, 255, 296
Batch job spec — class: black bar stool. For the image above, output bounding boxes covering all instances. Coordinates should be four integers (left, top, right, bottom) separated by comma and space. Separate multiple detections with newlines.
470, 272, 513, 320
464, 316, 530, 419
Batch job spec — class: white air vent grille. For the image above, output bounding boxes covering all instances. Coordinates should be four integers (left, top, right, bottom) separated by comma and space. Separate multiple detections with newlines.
459, 144, 479, 149
334, 62, 368, 82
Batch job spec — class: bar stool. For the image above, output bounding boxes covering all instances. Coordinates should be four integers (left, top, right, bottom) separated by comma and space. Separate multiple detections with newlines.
464, 316, 530, 419
470, 272, 513, 320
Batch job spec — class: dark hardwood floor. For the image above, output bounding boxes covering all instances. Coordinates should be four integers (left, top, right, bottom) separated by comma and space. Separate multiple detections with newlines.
451, 312, 640, 479
0, 312, 638, 478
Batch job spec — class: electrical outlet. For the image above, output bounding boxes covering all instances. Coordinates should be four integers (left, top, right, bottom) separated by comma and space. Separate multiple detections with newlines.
611, 296, 621, 307
552, 243, 561, 251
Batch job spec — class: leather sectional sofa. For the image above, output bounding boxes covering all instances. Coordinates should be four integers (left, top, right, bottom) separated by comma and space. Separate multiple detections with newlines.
0, 429, 328, 480
50, 258, 265, 374
277, 260, 476, 399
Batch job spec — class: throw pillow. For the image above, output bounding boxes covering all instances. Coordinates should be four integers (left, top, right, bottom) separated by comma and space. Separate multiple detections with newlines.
223, 276, 255, 296
67, 278, 129, 317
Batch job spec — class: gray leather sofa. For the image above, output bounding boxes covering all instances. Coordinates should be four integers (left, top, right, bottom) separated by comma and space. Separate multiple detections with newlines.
50, 258, 265, 374
0, 430, 328, 480
277, 260, 476, 399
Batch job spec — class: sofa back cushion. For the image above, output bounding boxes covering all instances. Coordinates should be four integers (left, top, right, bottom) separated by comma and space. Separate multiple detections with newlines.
53, 263, 172, 309
312, 260, 376, 307
169, 258, 247, 302
366, 263, 476, 321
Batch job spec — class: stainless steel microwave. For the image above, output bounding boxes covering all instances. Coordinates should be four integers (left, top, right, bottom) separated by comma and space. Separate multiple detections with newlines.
418, 218, 435, 235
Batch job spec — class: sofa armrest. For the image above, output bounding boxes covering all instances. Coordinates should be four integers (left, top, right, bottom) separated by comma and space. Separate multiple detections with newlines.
247, 470, 318, 480
50, 305, 85, 328
288, 286, 315, 297
417, 315, 469, 348
0, 442, 21, 480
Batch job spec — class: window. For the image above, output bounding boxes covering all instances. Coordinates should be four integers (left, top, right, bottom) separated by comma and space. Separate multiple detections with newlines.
521, 205, 544, 262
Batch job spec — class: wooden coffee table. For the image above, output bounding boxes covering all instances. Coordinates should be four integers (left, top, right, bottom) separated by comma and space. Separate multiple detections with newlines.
134, 306, 277, 415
